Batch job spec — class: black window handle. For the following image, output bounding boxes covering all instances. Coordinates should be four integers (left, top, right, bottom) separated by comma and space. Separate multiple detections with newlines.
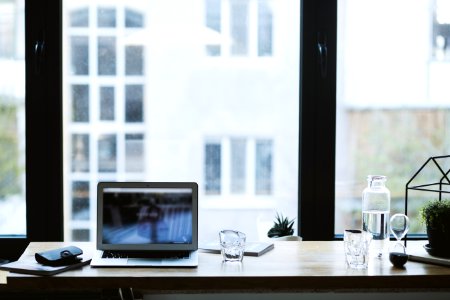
317, 32, 328, 79
34, 39, 45, 75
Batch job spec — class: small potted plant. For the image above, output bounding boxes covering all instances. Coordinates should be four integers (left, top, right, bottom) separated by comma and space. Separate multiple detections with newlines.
420, 199, 450, 257
267, 212, 295, 238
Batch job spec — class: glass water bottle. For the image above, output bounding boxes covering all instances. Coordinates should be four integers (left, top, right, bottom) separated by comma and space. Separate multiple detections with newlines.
362, 175, 390, 258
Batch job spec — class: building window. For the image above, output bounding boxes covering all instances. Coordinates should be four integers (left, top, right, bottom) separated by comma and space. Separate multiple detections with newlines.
205, 143, 221, 194
97, 7, 116, 28
71, 134, 89, 172
71, 85, 89, 122
125, 8, 144, 28
100, 86, 115, 121
70, 7, 89, 27
205, 138, 273, 196
204, 0, 274, 57
258, 0, 273, 56
125, 84, 143, 122
125, 46, 144, 75
70, 36, 89, 75
125, 134, 144, 172
71, 181, 89, 220
255, 139, 272, 195
230, 0, 249, 56
98, 36, 116, 75
231, 138, 246, 193
433, 0, 450, 60
98, 134, 117, 172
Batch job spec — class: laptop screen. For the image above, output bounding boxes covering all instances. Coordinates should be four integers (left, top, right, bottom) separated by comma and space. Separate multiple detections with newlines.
97, 182, 198, 251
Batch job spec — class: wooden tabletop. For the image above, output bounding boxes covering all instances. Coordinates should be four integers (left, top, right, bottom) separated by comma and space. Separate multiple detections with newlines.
1, 241, 450, 293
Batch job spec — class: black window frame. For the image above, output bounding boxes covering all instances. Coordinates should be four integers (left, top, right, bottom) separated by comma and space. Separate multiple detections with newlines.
1, 0, 337, 261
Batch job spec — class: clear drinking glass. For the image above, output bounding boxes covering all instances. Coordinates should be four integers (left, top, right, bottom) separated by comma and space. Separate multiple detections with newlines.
219, 230, 246, 262
344, 229, 372, 269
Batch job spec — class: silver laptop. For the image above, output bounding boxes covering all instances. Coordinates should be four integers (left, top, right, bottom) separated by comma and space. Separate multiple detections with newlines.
91, 182, 198, 267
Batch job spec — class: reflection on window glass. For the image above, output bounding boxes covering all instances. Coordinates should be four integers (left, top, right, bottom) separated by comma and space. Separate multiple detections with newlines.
70, 7, 89, 27
0, 0, 25, 235
255, 140, 272, 195
205, 143, 221, 194
125, 84, 143, 122
125, 46, 143, 75
125, 134, 144, 172
98, 36, 116, 75
72, 181, 89, 220
231, 138, 246, 194
258, 0, 273, 56
97, 7, 116, 28
71, 134, 89, 172
100, 86, 114, 121
71, 85, 89, 122
70, 36, 89, 75
98, 134, 116, 172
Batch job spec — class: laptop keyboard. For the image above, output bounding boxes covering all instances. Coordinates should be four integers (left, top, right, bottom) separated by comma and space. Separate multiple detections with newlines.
102, 250, 190, 259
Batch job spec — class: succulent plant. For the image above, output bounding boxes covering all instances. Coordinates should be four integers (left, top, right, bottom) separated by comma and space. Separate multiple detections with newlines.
267, 212, 295, 238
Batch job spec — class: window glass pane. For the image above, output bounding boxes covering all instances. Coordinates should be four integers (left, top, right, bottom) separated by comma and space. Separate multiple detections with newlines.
336, 0, 450, 234
98, 134, 117, 172
72, 181, 89, 220
125, 46, 144, 75
71, 84, 89, 122
125, 134, 144, 172
63, 0, 299, 242
125, 84, 143, 122
70, 36, 89, 75
205, 143, 221, 194
231, 138, 246, 194
258, 0, 273, 56
100, 86, 114, 120
255, 139, 272, 195
98, 36, 116, 75
70, 7, 89, 27
206, 0, 221, 32
0, 0, 25, 236
71, 134, 89, 172
97, 7, 116, 28
230, 0, 249, 55
125, 8, 144, 28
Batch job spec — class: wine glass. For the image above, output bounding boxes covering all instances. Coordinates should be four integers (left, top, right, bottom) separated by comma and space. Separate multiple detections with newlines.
389, 213, 410, 267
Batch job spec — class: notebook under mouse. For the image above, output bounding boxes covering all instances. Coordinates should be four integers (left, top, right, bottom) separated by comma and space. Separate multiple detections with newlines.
91, 182, 198, 267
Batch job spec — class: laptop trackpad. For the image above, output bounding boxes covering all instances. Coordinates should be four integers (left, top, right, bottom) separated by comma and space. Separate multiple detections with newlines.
128, 258, 162, 266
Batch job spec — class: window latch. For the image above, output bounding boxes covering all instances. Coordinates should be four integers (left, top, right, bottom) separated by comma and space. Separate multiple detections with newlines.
317, 33, 328, 79
34, 39, 45, 75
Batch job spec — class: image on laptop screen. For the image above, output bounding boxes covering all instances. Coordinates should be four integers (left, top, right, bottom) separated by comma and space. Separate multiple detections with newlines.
97, 182, 198, 251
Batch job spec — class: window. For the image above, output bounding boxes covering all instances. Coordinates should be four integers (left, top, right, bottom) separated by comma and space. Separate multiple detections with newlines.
100, 86, 115, 121
335, 0, 450, 235
433, 0, 450, 61
204, 0, 274, 57
0, 0, 25, 237
205, 142, 221, 195
205, 138, 273, 196
62, 0, 299, 242
98, 36, 116, 75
